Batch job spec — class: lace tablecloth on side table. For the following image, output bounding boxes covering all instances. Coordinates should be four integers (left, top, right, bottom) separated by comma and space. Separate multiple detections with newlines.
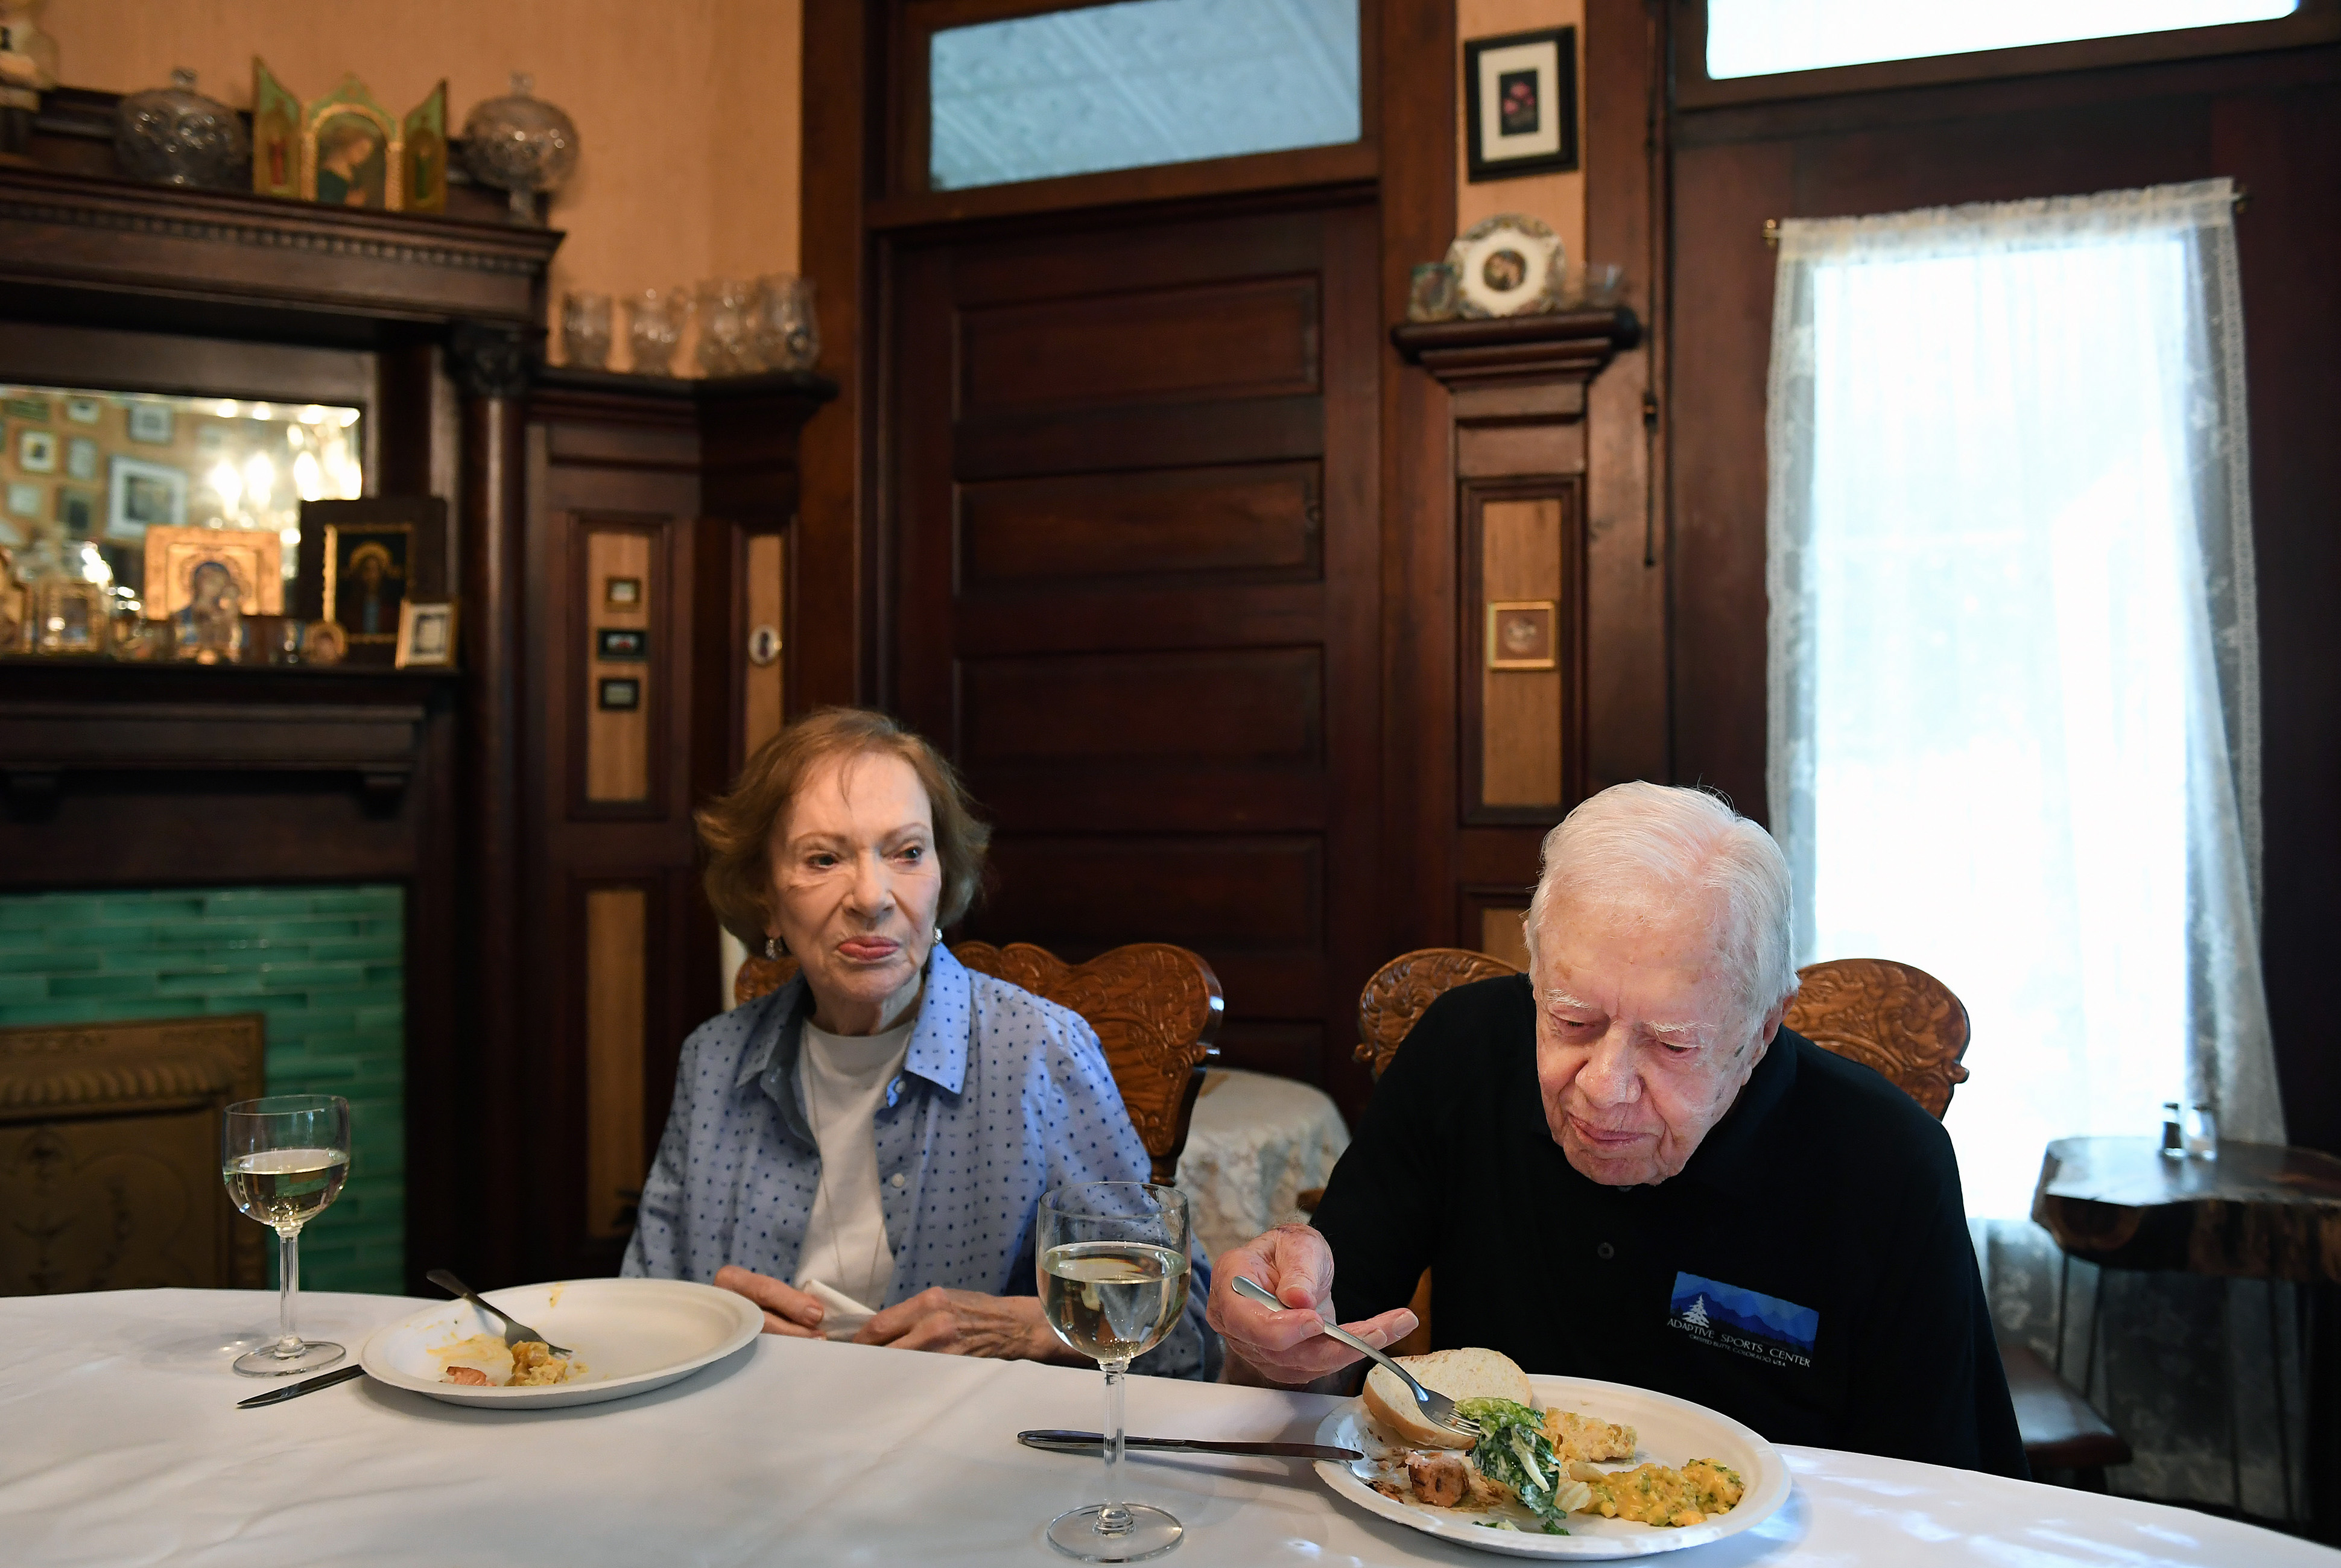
1173, 1067, 1350, 1264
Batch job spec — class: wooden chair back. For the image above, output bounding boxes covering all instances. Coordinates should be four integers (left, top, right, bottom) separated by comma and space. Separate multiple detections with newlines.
1353, 947, 1522, 1080
1351, 948, 1972, 1120
1781, 958, 1971, 1118
733, 940, 1223, 1184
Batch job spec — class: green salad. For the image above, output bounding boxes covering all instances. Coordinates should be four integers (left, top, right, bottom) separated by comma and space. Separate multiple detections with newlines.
1456, 1398, 1574, 1535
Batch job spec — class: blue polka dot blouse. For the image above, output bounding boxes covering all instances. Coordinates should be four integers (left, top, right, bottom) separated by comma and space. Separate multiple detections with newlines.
622, 942, 1218, 1379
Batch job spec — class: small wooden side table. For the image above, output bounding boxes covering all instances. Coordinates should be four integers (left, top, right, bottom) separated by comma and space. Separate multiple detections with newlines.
2034, 1135, 2341, 1538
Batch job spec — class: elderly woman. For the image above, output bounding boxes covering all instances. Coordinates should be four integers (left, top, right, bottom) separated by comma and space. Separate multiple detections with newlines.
624, 707, 1216, 1377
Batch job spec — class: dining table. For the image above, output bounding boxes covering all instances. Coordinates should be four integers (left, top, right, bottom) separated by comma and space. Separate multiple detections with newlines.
2, 1286, 2331, 1567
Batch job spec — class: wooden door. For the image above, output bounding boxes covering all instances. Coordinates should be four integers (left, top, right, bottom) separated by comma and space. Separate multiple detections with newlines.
889, 198, 1381, 1105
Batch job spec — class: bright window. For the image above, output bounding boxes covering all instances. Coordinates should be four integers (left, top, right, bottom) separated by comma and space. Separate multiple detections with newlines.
1765, 183, 2283, 1218
1708, 0, 2298, 79
928, 0, 1361, 192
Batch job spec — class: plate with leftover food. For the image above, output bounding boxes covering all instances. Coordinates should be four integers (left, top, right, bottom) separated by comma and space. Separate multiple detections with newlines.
360, 1277, 762, 1409
1313, 1347, 1789, 1558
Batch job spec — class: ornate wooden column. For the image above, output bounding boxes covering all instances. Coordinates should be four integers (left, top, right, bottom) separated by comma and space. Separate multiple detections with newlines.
449, 321, 533, 1286
1389, 308, 1641, 960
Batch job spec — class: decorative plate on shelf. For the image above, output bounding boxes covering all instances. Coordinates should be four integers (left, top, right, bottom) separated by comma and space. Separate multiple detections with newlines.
1313, 1373, 1791, 1558
1447, 215, 1564, 319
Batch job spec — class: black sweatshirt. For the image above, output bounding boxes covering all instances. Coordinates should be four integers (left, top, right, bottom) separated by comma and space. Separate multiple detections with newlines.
1311, 973, 2028, 1478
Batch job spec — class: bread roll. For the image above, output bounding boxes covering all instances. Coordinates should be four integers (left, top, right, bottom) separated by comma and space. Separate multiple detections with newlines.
1361, 1347, 1533, 1449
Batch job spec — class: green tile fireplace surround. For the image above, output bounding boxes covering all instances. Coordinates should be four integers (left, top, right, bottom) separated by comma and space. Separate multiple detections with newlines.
0, 884, 405, 1292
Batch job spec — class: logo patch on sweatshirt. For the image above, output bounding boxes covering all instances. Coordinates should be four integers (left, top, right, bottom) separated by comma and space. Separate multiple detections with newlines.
1668, 1272, 1817, 1369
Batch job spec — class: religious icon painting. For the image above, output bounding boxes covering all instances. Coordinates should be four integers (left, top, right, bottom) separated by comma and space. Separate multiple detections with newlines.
1464, 27, 1578, 182
322, 520, 411, 643
402, 81, 448, 215
252, 57, 302, 198
142, 523, 285, 618
17, 428, 55, 472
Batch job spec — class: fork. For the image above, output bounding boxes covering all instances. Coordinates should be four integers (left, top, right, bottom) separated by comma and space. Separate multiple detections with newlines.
426, 1269, 573, 1359
1229, 1274, 1480, 1438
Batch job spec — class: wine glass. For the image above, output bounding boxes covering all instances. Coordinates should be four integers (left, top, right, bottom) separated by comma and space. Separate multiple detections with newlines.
1037, 1182, 1194, 1563
220, 1095, 351, 1376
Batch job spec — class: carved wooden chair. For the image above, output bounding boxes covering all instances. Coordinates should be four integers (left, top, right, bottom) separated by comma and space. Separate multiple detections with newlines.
732, 941, 1223, 1184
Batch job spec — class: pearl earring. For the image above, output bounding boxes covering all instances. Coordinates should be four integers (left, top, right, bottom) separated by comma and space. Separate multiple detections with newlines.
764, 936, 781, 959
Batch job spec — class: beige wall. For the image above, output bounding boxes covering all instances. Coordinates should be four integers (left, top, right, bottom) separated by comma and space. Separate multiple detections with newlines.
46, 0, 802, 367
1457, 0, 1586, 273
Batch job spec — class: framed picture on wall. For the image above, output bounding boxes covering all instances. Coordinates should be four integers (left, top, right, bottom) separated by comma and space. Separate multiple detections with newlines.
1465, 27, 1579, 182
106, 456, 187, 541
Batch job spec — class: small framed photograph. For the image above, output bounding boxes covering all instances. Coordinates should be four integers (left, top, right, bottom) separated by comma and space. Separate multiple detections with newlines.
1487, 599, 1559, 671
5, 480, 38, 518
1465, 27, 1579, 182
596, 627, 647, 662
1, 394, 49, 422
127, 403, 175, 444
197, 423, 227, 452
65, 397, 102, 425
604, 575, 642, 607
54, 486, 97, 539
107, 456, 188, 541
394, 600, 457, 668
66, 436, 98, 481
597, 675, 642, 711
18, 429, 56, 473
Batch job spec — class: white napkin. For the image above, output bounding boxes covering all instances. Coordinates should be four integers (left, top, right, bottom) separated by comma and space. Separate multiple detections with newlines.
801, 1279, 878, 1342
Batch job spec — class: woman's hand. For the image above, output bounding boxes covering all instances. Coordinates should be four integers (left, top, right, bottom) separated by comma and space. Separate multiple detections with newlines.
853, 1287, 1082, 1362
714, 1264, 827, 1338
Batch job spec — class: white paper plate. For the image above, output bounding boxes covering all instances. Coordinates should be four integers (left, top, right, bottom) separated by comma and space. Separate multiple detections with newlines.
360, 1278, 762, 1409
1313, 1373, 1790, 1559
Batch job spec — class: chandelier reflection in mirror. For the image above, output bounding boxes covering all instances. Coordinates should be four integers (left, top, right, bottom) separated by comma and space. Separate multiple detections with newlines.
0, 384, 363, 630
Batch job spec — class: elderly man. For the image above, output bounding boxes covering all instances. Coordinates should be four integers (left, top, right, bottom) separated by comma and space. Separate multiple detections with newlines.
1208, 782, 2026, 1476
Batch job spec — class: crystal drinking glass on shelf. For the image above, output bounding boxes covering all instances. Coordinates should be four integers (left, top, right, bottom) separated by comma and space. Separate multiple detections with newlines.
752, 273, 820, 371
626, 286, 692, 376
561, 290, 613, 369
1037, 1182, 1193, 1563
221, 1095, 351, 1376
696, 279, 759, 376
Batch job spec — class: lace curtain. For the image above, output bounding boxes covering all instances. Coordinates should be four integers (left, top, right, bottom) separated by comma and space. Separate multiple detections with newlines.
1764, 179, 2302, 1518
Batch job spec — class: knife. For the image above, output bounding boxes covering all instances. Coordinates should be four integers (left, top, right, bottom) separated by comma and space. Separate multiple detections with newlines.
236, 1363, 369, 1409
1019, 1429, 1363, 1462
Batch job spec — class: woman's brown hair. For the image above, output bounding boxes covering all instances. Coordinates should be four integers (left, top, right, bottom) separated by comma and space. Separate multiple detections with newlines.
697, 707, 990, 944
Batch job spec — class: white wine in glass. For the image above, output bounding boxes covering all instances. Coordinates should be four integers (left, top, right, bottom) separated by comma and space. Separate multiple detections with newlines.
1038, 1183, 1193, 1563
221, 1095, 351, 1377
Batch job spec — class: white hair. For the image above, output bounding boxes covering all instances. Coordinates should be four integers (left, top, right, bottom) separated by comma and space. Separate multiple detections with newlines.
1524, 782, 1798, 1020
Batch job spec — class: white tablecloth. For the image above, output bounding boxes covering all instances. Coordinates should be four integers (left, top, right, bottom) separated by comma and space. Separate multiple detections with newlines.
1174, 1069, 1351, 1263
1, 1289, 2327, 1567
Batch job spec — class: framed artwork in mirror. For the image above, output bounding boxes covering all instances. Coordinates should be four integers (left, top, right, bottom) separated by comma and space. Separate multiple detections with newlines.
107, 457, 188, 542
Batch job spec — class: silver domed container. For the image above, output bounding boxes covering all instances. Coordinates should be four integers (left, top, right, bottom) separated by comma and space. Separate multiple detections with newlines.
460, 72, 578, 224
115, 69, 249, 190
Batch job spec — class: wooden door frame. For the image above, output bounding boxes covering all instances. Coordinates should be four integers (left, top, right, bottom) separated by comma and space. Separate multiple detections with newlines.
801, 2, 1668, 1088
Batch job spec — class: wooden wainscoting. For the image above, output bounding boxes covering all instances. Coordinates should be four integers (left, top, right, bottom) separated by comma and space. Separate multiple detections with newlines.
0, 1014, 265, 1294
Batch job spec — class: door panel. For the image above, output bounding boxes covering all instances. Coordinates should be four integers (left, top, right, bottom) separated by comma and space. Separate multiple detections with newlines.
891, 199, 1380, 1098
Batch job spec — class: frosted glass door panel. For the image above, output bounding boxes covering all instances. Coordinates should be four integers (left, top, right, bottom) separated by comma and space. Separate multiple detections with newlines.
1708, 0, 2296, 80
930, 0, 1360, 191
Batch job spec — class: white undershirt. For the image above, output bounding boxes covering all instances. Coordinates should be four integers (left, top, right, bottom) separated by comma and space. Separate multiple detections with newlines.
792, 1016, 913, 1320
